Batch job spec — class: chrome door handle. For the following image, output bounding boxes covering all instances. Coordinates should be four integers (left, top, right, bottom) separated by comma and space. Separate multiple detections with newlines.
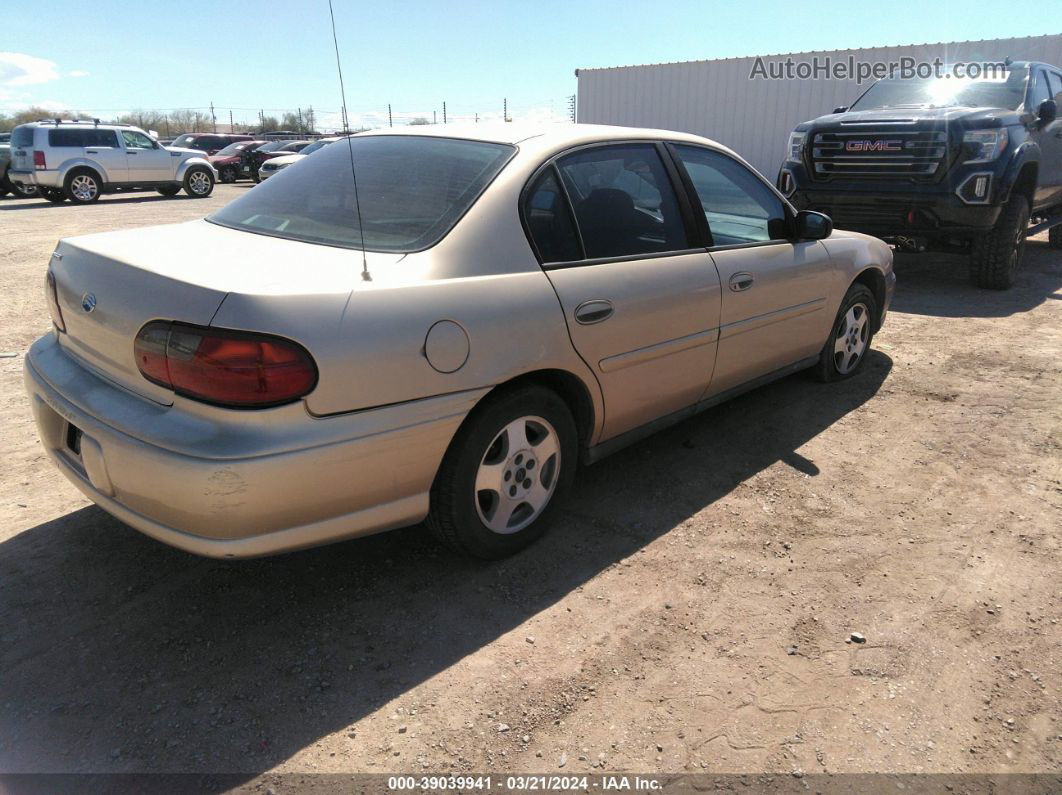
127, 151, 138, 155
574, 299, 614, 324
729, 272, 755, 292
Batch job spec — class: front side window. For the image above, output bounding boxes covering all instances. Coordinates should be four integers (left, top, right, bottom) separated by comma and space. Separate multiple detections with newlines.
121, 130, 155, 150
671, 145, 787, 246
1026, 70, 1051, 111
523, 168, 582, 263
556, 144, 688, 259
209, 135, 514, 252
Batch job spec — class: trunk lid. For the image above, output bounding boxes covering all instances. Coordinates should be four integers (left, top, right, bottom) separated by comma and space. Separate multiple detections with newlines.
50, 220, 400, 405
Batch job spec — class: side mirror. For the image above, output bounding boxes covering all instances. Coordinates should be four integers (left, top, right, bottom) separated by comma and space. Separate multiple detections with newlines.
794, 210, 833, 240
1038, 99, 1057, 125
833, 106, 848, 114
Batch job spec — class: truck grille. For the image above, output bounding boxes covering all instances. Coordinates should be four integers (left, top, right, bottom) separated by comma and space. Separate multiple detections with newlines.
810, 130, 947, 180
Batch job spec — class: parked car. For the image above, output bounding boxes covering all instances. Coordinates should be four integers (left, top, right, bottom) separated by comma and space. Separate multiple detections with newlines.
207, 140, 269, 183
245, 140, 314, 181
780, 60, 1062, 289
258, 136, 340, 180
26, 124, 893, 559
1, 140, 39, 197
170, 133, 255, 156
8, 120, 217, 203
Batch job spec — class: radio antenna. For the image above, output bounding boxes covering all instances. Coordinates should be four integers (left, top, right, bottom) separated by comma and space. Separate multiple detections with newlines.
327, 0, 370, 281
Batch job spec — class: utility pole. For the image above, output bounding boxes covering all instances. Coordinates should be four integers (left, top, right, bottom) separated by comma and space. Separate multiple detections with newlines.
568, 94, 576, 123
210, 102, 217, 132
475, 112, 479, 124
229, 109, 234, 132
503, 98, 509, 122
388, 103, 393, 127
297, 107, 303, 133
442, 102, 447, 124
433, 110, 437, 124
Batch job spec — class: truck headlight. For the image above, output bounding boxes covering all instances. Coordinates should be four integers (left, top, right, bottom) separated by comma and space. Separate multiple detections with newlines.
962, 129, 1008, 163
786, 131, 807, 163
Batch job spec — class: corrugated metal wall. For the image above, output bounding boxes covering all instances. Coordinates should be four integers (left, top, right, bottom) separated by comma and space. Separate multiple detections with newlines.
577, 35, 1062, 177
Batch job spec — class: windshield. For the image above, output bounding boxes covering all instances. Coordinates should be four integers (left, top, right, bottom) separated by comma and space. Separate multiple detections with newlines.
214, 141, 256, 156
208, 135, 515, 252
851, 67, 1030, 110
257, 141, 290, 152
298, 139, 334, 155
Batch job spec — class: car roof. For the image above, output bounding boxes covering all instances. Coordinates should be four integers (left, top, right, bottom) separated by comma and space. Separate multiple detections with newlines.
353, 123, 740, 161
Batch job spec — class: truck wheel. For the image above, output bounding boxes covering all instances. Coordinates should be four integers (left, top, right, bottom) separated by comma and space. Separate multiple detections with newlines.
41, 188, 66, 204
813, 283, 877, 383
427, 385, 577, 559
183, 167, 214, 197
1049, 223, 1062, 250
63, 169, 102, 204
12, 180, 39, 198
969, 195, 1029, 290
157, 185, 181, 197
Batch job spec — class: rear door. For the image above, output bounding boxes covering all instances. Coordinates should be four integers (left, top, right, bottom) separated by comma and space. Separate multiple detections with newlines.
528, 142, 722, 442
120, 129, 174, 182
668, 144, 832, 397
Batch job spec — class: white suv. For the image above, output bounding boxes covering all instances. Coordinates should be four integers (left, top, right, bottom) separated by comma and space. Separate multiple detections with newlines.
8, 120, 218, 204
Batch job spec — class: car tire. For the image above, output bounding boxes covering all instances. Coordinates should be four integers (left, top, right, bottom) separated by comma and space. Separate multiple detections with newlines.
41, 188, 66, 204
427, 385, 578, 559
969, 195, 1029, 290
183, 167, 214, 198
1049, 223, 1062, 250
0, 174, 10, 197
63, 169, 102, 204
813, 283, 877, 383
11, 179, 39, 198
219, 166, 237, 184
157, 185, 181, 197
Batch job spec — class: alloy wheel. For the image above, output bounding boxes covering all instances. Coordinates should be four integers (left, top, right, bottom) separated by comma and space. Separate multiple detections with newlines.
188, 171, 211, 195
70, 175, 98, 201
833, 302, 870, 374
474, 415, 561, 534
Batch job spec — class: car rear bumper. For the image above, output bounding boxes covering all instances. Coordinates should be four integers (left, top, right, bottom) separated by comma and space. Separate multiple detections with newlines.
10, 168, 61, 188
25, 333, 484, 558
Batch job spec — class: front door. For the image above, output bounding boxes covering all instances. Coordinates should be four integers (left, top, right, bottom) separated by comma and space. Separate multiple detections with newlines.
525, 143, 722, 441
121, 129, 174, 182
1030, 69, 1062, 209
668, 144, 833, 397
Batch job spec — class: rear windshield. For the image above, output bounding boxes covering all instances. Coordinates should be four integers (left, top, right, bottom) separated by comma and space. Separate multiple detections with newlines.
208, 135, 515, 252
11, 126, 34, 147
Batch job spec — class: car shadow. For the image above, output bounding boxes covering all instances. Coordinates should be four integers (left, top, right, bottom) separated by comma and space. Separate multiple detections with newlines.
0, 194, 214, 211
0, 353, 891, 781
889, 238, 1062, 318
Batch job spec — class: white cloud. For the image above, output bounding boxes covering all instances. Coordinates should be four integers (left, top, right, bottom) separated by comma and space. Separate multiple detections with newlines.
68, 69, 90, 78
0, 52, 60, 87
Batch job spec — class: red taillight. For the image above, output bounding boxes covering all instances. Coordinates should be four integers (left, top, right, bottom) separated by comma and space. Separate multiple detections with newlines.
33, 150, 46, 169
46, 270, 65, 332
134, 321, 317, 408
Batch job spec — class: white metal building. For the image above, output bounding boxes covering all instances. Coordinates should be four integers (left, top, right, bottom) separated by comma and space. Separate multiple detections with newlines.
576, 34, 1062, 178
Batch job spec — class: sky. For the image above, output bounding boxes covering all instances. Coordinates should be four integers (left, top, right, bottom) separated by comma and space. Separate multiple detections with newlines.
2, 0, 1057, 130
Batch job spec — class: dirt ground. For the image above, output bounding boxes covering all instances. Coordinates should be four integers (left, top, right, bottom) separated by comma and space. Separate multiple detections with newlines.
0, 185, 1059, 784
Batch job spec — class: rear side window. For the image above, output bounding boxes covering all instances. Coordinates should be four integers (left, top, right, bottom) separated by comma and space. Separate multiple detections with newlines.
556, 144, 689, 259
524, 169, 582, 263
48, 128, 119, 147
208, 135, 514, 252
11, 125, 34, 147
671, 145, 787, 246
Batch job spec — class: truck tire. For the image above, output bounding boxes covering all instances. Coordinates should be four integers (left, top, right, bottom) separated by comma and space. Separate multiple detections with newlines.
156, 185, 181, 197
41, 188, 66, 204
968, 195, 1029, 290
427, 385, 577, 559
1049, 223, 1062, 249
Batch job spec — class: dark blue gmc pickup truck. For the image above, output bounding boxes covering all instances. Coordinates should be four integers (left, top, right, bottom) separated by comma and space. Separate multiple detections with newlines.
779, 61, 1062, 289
